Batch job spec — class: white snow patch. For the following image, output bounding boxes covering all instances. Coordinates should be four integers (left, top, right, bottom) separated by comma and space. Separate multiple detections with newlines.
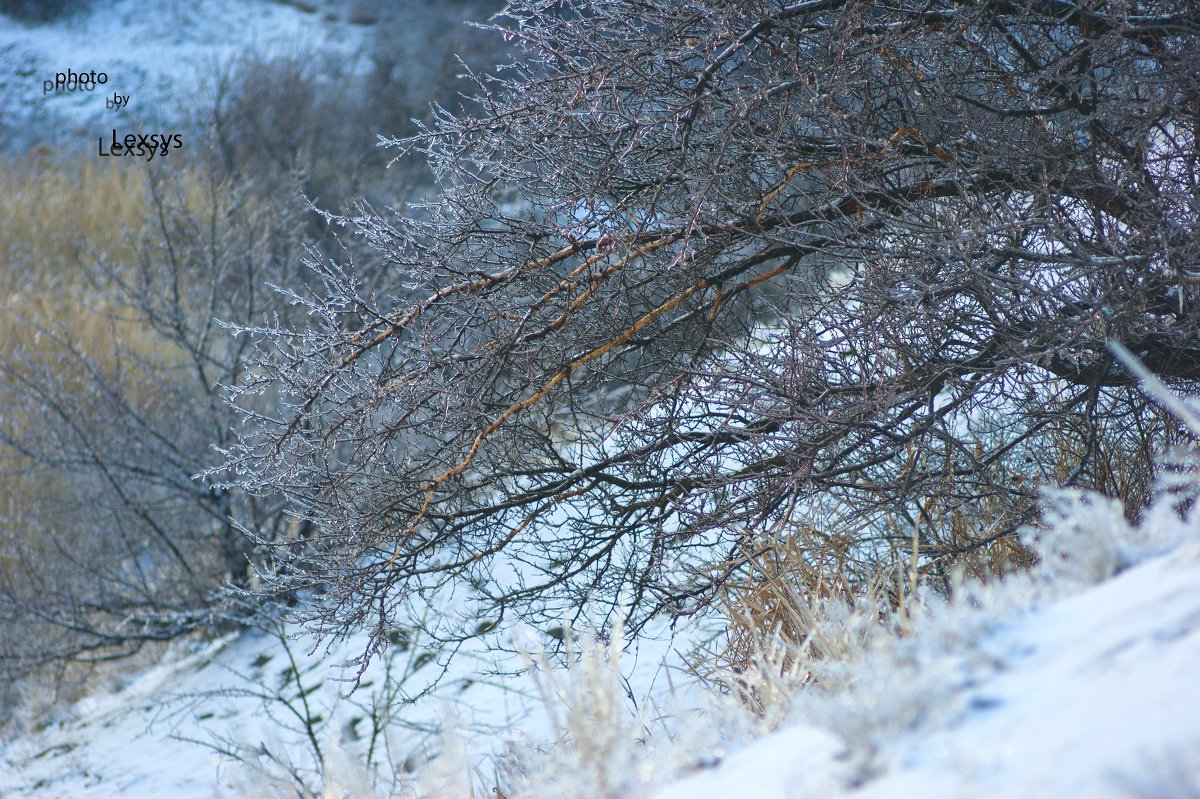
0, 0, 372, 151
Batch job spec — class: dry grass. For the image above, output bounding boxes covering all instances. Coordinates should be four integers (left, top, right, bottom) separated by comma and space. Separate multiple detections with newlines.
0, 150, 229, 360
0, 152, 222, 689
0, 151, 270, 471
711, 394, 1171, 724
0, 153, 153, 578
718, 524, 861, 670
0, 151, 216, 371
707, 523, 888, 726
0, 154, 152, 294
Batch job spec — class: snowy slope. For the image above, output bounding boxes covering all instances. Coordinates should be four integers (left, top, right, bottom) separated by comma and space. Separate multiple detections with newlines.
0, 595, 694, 797
854, 542, 1200, 799
0, 0, 497, 154
655, 538, 1200, 799
2, 517, 1196, 798
0, 0, 378, 153
0, 619, 522, 797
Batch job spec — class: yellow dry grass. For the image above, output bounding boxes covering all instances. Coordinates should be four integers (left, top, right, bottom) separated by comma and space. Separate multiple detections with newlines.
0, 151, 208, 600
0, 151, 213, 364
0, 153, 151, 295
718, 524, 861, 671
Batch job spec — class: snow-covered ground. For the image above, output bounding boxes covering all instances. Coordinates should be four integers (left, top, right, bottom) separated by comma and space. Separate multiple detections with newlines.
0, 604, 693, 796
657, 536, 1200, 799
0, 0, 495, 153
2, 486, 1197, 798
0, 0, 378, 152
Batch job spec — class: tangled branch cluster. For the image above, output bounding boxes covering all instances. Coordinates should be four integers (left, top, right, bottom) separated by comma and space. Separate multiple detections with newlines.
225, 0, 1199, 658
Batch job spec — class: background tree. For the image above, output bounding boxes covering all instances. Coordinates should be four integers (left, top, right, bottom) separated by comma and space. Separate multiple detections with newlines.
0, 167, 305, 678
226, 0, 1198, 662
0, 2, 508, 700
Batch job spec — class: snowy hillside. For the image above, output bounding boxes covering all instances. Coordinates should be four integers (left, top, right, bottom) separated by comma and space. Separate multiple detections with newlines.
656, 537, 1200, 799
0, 0, 361, 151
0, 0, 495, 153
2, 486, 1198, 797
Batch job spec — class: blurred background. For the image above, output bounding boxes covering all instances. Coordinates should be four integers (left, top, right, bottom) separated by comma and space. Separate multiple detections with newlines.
0, 0, 506, 725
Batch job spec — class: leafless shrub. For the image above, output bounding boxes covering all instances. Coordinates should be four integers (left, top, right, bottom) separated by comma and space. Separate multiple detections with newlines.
197, 50, 375, 213
0, 162, 306, 683
193, 3, 507, 215
218, 0, 1199, 670
0, 0, 508, 710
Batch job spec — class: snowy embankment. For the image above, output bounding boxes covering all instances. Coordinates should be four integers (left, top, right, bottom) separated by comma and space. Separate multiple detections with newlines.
2, 486, 1197, 798
0, 0, 373, 153
657, 533, 1200, 799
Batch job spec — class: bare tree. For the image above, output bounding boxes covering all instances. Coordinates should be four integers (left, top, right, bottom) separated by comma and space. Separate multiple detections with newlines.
0, 169, 305, 674
225, 0, 1199, 664
0, 16, 512, 691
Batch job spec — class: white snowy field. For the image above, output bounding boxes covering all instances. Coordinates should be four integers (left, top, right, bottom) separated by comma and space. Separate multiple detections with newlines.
2, 480, 1198, 798
0, 0, 493, 153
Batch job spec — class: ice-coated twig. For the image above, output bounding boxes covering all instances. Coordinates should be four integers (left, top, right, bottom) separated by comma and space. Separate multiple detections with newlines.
1108, 339, 1200, 435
